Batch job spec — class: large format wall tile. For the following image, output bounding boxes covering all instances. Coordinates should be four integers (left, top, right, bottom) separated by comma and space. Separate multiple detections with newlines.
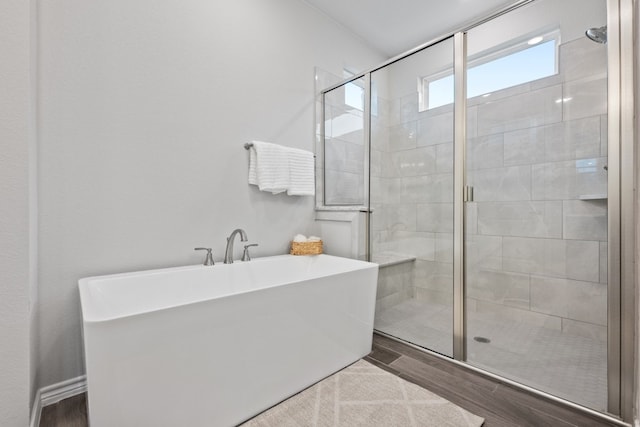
417, 203, 453, 233
390, 146, 437, 177
530, 276, 607, 325
401, 174, 453, 203
370, 149, 382, 178
371, 125, 390, 153
375, 289, 414, 313
370, 177, 402, 204
389, 122, 417, 151
502, 237, 600, 282
469, 299, 562, 330
563, 77, 607, 121
371, 148, 399, 180
466, 202, 478, 234
324, 137, 364, 175
468, 165, 532, 201
466, 269, 530, 309
544, 116, 601, 162
560, 38, 607, 83
379, 230, 436, 260
467, 106, 478, 139
325, 169, 363, 205
477, 201, 562, 238
387, 98, 402, 127
467, 134, 504, 170
563, 200, 607, 241
502, 236, 563, 276
566, 240, 601, 283
600, 115, 608, 157
401, 93, 419, 123
599, 242, 607, 284
435, 232, 453, 263
466, 234, 503, 271
371, 203, 417, 233
417, 111, 453, 146
476, 85, 562, 136
531, 157, 607, 200
504, 127, 544, 166
436, 143, 454, 173
414, 260, 453, 292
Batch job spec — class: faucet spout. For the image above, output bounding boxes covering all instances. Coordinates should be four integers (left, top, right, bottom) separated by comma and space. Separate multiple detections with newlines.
224, 228, 248, 264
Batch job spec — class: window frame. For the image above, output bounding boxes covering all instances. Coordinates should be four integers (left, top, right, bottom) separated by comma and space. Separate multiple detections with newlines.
419, 29, 561, 112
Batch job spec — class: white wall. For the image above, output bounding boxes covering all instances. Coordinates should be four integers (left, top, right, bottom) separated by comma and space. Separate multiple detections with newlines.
0, 0, 35, 425
36, 0, 384, 389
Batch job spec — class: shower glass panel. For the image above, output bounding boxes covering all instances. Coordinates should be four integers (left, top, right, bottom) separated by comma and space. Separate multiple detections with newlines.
464, 0, 608, 411
323, 78, 367, 206
371, 37, 455, 357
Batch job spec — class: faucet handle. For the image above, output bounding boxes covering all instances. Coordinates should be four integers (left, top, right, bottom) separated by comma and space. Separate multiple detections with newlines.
194, 247, 215, 266
241, 244, 259, 262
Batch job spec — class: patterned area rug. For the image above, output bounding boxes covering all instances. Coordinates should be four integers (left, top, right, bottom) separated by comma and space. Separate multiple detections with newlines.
241, 359, 484, 427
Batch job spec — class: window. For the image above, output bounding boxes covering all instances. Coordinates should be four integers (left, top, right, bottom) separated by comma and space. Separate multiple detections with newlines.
343, 69, 378, 116
345, 80, 364, 111
421, 32, 559, 110
343, 70, 364, 111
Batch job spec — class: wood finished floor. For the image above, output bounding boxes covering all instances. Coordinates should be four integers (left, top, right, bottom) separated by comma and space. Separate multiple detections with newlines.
39, 333, 620, 427
366, 334, 619, 427
39, 393, 87, 427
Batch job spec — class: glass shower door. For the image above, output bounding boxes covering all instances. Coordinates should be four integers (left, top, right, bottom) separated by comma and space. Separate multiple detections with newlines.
371, 37, 456, 357
463, 0, 609, 411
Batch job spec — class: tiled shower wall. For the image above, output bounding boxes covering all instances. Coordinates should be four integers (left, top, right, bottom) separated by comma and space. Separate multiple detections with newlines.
370, 37, 608, 340
322, 82, 366, 206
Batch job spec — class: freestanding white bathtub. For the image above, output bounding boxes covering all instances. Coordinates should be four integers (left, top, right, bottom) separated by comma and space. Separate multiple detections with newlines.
79, 254, 378, 427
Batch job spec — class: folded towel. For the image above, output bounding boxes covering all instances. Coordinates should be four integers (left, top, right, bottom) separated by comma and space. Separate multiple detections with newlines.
286, 147, 315, 196
307, 236, 321, 242
293, 234, 308, 243
248, 141, 290, 194
248, 145, 258, 185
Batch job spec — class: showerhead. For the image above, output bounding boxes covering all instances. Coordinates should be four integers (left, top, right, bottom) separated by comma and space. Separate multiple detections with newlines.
585, 26, 607, 44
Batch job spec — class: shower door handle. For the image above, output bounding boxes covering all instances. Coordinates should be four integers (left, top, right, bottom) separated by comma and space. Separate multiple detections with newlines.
464, 186, 474, 202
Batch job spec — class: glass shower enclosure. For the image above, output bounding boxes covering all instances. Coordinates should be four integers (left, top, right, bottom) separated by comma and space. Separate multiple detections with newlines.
320, 0, 633, 421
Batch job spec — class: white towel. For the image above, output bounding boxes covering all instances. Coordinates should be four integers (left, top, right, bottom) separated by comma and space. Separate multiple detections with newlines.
248, 141, 290, 194
248, 145, 258, 185
286, 147, 315, 196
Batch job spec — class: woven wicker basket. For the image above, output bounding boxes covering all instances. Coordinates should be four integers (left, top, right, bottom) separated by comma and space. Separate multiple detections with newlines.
290, 240, 323, 255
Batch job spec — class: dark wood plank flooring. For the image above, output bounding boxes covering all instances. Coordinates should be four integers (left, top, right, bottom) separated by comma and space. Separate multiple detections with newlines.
39, 333, 623, 426
39, 393, 87, 427
365, 333, 622, 427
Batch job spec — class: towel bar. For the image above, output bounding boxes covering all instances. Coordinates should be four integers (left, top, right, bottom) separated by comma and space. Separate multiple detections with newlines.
244, 142, 316, 158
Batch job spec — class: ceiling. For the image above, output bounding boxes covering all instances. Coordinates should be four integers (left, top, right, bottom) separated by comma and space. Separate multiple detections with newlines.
304, 0, 521, 57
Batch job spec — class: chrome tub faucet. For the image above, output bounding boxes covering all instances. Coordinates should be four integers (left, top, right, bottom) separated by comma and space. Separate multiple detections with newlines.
242, 244, 259, 261
194, 247, 215, 266
224, 229, 248, 264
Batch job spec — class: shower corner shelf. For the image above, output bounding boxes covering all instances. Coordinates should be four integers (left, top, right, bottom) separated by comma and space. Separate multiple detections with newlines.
578, 194, 608, 201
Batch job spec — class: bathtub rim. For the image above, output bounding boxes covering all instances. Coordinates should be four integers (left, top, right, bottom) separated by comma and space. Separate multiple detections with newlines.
79, 253, 378, 324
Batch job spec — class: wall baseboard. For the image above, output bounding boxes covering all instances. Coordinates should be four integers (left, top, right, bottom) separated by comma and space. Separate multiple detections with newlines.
30, 376, 87, 427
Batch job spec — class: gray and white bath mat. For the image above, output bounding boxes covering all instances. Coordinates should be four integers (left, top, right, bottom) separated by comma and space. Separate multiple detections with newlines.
241, 359, 484, 426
